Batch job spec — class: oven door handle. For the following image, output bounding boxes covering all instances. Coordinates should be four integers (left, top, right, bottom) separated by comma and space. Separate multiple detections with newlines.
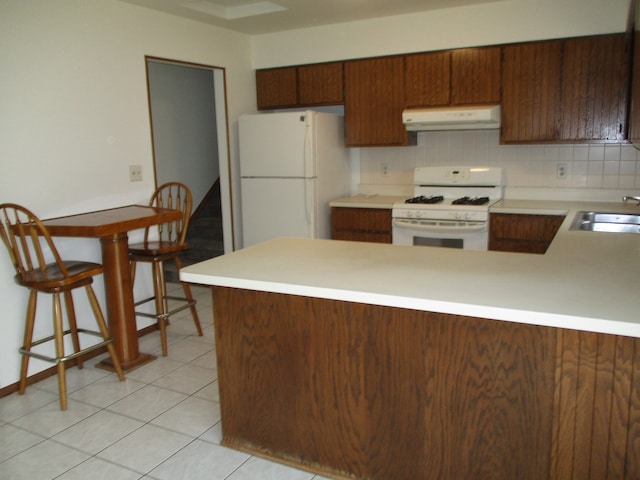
392, 219, 487, 233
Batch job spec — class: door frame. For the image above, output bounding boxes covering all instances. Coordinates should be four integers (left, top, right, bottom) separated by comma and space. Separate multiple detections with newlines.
145, 56, 235, 253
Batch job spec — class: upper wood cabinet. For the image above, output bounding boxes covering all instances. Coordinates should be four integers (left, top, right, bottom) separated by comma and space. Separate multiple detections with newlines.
405, 47, 501, 108
560, 34, 630, 142
298, 62, 344, 106
502, 34, 630, 143
256, 62, 344, 110
256, 66, 298, 110
451, 47, 501, 105
405, 51, 451, 107
255, 33, 631, 145
344, 57, 416, 147
501, 40, 563, 143
629, 25, 640, 143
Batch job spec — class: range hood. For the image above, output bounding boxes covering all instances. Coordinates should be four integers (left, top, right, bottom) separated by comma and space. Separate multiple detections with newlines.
402, 105, 501, 131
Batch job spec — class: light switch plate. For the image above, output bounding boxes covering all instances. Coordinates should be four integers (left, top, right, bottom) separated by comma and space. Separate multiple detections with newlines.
129, 164, 142, 182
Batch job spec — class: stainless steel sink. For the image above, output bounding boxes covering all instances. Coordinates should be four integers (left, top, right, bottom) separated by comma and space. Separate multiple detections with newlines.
570, 211, 640, 233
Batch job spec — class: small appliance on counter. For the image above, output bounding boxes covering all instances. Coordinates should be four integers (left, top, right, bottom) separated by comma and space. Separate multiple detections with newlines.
392, 166, 504, 250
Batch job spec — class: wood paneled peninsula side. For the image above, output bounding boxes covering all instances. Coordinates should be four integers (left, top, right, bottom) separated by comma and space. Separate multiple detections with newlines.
181, 225, 640, 479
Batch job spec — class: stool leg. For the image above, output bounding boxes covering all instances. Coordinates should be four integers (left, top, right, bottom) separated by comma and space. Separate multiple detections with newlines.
175, 257, 203, 337
64, 291, 83, 369
182, 282, 203, 336
52, 293, 67, 411
130, 260, 137, 284
19, 290, 37, 395
152, 261, 169, 356
86, 285, 125, 382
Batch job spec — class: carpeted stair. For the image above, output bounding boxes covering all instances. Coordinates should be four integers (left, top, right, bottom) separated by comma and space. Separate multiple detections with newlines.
164, 180, 225, 283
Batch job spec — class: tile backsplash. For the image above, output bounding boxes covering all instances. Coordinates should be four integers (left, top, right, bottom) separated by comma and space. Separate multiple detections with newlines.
358, 130, 640, 192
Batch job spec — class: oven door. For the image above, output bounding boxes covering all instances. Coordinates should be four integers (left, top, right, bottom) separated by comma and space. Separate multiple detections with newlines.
392, 218, 488, 250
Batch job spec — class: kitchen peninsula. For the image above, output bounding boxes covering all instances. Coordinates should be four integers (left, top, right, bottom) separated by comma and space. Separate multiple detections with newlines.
181, 210, 640, 480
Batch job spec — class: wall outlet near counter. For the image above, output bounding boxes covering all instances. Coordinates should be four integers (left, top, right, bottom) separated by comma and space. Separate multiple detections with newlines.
129, 164, 142, 182
556, 162, 568, 179
381, 162, 390, 177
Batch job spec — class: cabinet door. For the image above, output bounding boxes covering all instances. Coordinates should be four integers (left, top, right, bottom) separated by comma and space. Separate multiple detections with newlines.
345, 57, 415, 146
502, 41, 563, 143
405, 51, 451, 107
629, 27, 640, 143
561, 33, 630, 142
256, 67, 298, 109
489, 213, 564, 254
331, 207, 392, 243
451, 47, 501, 105
298, 62, 344, 106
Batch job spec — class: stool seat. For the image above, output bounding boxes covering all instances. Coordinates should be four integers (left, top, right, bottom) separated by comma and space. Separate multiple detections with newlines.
128, 240, 187, 258
17, 261, 103, 290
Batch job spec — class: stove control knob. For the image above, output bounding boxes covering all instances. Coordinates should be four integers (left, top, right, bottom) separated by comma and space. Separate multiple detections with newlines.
407, 211, 413, 218
415, 211, 422, 218
455, 213, 462, 220
465, 213, 472, 220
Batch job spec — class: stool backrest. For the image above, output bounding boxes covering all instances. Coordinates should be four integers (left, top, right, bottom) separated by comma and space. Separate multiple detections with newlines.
144, 182, 192, 245
0, 203, 69, 280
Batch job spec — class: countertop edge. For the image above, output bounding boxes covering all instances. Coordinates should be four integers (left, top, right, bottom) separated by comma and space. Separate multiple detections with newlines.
180, 269, 640, 338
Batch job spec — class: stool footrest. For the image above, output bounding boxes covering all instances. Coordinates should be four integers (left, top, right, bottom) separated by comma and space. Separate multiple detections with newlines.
134, 295, 197, 320
20, 329, 114, 364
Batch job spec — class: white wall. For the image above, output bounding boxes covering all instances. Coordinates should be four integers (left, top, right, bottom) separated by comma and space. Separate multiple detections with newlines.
0, 0, 254, 388
252, 0, 631, 68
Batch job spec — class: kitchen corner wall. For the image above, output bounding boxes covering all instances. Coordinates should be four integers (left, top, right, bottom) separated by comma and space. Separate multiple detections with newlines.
358, 130, 640, 192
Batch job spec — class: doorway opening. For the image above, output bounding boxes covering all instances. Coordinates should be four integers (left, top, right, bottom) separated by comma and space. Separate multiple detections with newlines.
145, 57, 234, 280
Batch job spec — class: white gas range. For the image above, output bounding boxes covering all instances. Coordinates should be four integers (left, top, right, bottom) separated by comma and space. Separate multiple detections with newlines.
392, 166, 504, 250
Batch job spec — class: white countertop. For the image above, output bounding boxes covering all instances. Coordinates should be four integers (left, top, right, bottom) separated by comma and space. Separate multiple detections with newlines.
329, 194, 406, 209
181, 200, 640, 339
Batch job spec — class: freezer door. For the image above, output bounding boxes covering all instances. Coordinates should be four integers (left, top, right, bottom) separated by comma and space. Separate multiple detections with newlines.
241, 177, 317, 248
239, 111, 315, 178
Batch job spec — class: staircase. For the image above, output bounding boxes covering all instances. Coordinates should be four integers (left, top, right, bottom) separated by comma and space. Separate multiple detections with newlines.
164, 180, 225, 283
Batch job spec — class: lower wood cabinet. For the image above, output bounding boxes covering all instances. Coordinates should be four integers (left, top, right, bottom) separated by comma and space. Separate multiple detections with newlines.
331, 207, 392, 243
212, 286, 640, 480
489, 213, 565, 253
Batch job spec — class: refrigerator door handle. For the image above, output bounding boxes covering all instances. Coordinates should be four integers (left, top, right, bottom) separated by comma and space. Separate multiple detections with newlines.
303, 113, 314, 237
305, 177, 315, 237
303, 113, 313, 178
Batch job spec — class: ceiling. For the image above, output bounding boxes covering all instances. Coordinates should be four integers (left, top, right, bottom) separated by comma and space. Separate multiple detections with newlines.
119, 0, 505, 35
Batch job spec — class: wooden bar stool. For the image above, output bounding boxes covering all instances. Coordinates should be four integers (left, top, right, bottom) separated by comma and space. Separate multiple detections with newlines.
0, 203, 125, 410
129, 182, 203, 356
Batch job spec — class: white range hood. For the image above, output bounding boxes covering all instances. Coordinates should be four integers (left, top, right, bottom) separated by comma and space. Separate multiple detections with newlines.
402, 105, 501, 131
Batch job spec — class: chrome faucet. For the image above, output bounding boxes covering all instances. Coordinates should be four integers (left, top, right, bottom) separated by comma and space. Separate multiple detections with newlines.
622, 195, 640, 205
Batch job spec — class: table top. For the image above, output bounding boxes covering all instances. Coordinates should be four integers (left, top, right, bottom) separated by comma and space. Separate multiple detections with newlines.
42, 205, 182, 238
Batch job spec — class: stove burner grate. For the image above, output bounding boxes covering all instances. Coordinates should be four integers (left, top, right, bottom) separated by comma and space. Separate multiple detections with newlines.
405, 195, 444, 204
452, 196, 490, 206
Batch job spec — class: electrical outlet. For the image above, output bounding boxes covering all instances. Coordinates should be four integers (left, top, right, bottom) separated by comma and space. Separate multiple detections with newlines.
381, 162, 390, 177
556, 162, 568, 179
129, 164, 142, 182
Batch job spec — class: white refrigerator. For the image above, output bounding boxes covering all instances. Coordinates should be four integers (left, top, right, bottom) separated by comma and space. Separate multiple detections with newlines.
239, 110, 351, 248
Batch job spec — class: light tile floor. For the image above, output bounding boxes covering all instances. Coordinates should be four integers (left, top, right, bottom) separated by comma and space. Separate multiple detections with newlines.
0, 285, 333, 480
